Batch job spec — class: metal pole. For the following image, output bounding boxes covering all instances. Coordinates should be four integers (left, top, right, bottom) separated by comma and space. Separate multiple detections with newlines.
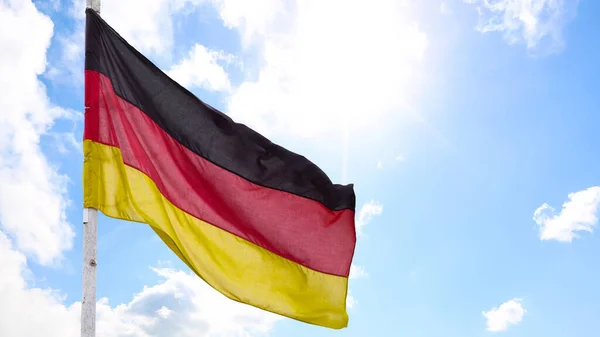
81, 208, 97, 337
87, 0, 101, 13
82, 2, 100, 337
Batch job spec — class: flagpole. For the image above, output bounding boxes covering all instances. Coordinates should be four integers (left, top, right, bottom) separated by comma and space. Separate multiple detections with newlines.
82, 2, 100, 337
81, 207, 97, 337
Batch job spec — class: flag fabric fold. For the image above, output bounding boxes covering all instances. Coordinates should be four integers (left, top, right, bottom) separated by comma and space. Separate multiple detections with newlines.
83, 8, 356, 329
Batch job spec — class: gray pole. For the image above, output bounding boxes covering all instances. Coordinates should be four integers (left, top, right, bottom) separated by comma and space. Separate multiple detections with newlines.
82, 2, 100, 337
87, 0, 100, 13
81, 208, 97, 337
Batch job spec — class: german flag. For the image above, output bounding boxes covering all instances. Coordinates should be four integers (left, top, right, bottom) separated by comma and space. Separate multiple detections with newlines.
83, 9, 356, 328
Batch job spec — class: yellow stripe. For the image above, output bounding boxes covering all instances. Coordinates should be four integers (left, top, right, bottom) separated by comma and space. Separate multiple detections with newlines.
82, 140, 349, 329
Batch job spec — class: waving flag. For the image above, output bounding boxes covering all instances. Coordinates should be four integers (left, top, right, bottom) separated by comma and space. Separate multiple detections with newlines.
83, 8, 356, 329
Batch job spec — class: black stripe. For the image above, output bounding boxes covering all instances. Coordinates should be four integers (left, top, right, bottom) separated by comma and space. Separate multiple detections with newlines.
84, 9, 355, 211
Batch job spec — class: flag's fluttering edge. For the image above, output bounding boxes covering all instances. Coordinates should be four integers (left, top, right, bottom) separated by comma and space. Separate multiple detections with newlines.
83, 9, 356, 329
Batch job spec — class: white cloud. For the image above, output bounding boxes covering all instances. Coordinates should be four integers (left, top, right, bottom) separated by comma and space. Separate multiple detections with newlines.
223, 0, 428, 138
376, 154, 405, 169
48, 129, 83, 155
45, 25, 85, 84
347, 201, 380, 307
464, 0, 579, 54
50, 0, 212, 83
346, 289, 357, 309
93, 267, 280, 337
212, 0, 286, 45
167, 44, 234, 92
70, 0, 205, 56
356, 200, 384, 235
156, 306, 173, 319
0, 231, 80, 337
100, 0, 207, 57
349, 264, 368, 279
0, 229, 280, 337
482, 298, 526, 332
533, 186, 600, 242
440, 1, 453, 14
0, 0, 75, 265
56, 0, 430, 140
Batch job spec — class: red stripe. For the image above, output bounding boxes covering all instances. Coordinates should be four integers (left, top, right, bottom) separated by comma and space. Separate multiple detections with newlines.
84, 70, 355, 277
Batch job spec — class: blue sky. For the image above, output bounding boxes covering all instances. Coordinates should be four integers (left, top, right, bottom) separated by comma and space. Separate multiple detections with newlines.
1, 0, 599, 336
